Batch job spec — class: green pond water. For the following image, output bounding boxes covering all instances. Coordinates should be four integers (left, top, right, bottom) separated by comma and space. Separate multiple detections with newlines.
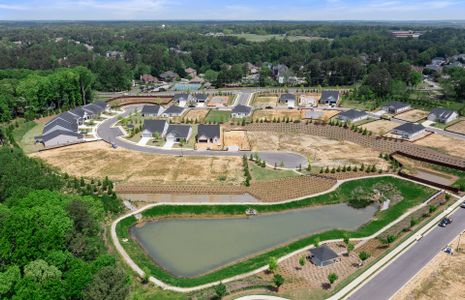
131, 203, 377, 277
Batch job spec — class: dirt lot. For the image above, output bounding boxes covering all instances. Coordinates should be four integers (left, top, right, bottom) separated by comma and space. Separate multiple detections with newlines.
32, 141, 243, 185
395, 109, 429, 122
393, 236, 465, 300
252, 109, 301, 122
252, 96, 278, 108
223, 130, 251, 151
446, 120, 465, 135
184, 109, 210, 122
247, 131, 389, 169
301, 109, 340, 121
361, 119, 399, 135
207, 96, 230, 108
414, 134, 465, 157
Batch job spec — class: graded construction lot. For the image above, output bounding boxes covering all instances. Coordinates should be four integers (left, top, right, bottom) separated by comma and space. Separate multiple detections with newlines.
414, 133, 465, 158
361, 119, 399, 135
395, 109, 429, 122
247, 131, 389, 168
32, 141, 243, 185
252, 96, 278, 108
446, 119, 465, 135
184, 109, 210, 122
393, 236, 465, 300
223, 130, 251, 151
252, 109, 301, 122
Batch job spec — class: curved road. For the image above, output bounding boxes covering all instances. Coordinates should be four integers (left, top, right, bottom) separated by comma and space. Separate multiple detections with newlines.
96, 106, 307, 169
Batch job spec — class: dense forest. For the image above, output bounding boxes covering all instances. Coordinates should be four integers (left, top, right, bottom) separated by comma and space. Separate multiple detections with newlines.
1, 22, 465, 120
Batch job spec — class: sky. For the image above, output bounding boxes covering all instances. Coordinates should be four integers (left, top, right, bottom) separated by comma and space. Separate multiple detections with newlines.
0, 0, 464, 21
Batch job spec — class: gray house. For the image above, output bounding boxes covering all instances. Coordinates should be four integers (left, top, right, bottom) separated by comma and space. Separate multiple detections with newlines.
382, 101, 411, 114
166, 124, 192, 143
41, 130, 83, 147
197, 124, 220, 143
231, 105, 252, 118
392, 123, 426, 140
337, 109, 369, 123
190, 94, 209, 105
279, 93, 297, 108
141, 105, 161, 117
141, 119, 169, 138
173, 93, 190, 107
320, 90, 340, 106
309, 245, 339, 267
428, 108, 458, 124
160, 105, 185, 118
42, 118, 78, 136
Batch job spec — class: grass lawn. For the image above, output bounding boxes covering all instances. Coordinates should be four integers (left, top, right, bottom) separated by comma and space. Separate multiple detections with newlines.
339, 98, 377, 110
204, 110, 231, 124
12, 119, 45, 153
116, 176, 434, 288
250, 164, 298, 181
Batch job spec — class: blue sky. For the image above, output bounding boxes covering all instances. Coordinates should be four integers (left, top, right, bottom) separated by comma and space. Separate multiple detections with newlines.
0, 0, 464, 20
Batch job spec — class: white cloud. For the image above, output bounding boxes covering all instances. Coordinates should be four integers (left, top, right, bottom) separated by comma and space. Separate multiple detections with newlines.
0, 3, 27, 10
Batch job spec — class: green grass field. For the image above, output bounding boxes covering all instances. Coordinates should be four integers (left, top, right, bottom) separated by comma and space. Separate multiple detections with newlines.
116, 176, 434, 288
12, 120, 44, 153
250, 164, 298, 181
204, 110, 231, 124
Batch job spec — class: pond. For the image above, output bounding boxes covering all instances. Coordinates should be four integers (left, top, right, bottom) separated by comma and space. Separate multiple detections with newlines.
131, 203, 377, 277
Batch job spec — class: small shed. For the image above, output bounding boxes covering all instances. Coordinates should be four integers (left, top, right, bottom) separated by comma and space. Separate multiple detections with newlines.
309, 245, 339, 267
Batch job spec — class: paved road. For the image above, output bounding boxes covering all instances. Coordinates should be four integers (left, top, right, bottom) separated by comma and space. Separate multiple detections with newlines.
349, 203, 465, 300
96, 106, 307, 168
234, 91, 253, 106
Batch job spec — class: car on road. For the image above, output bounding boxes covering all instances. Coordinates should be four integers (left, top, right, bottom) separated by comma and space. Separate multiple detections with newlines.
460, 202, 465, 208
438, 217, 452, 227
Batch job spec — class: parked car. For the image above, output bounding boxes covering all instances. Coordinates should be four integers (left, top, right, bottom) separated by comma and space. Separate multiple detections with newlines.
460, 201, 465, 208
439, 217, 452, 227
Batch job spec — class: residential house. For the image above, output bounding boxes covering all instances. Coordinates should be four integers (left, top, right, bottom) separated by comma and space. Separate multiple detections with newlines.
272, 64, 290, 84
141, 119, 169, 138
141, 105, 161, 117
165, 124, 192, 143
140, 74, 158, 84
190, 94, 209, 106
245, 62, 259, 74
337, 109, 369, 123
105, 51, 124, 60
382, 101, 411, 114
432, 57, 446, 66
185, 67, 197, 78
42, 118, 78, 136
173, 93, 190, 107
161, 105, 185, 118
197, 124, 221, 144
428, 108, 459, 124
320, 90, 340, 106
279, 93, 297, 108
391, 30, 425, 38
41, 130, 83, 147
159, 71, 179, 82
392, 123, 426, 140
309, 245, 339, 267
231, 105, 252, 118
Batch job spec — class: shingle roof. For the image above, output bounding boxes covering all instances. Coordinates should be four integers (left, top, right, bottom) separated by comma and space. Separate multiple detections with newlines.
320, 90, 340, 102
142, 120, 167, 135
232, 105, 252, 114
42, 130, 83, 143
43, 118, 78, 134
309, 245, 338, 262
69, 107, 87, 118
83, 103, 104, 114
192, 94, 208, 101
338, 109, 368, 120
93, 101, 108, 110
164, 105, 184, 115
51, 112, 80, 125
430, 108, 456, 120
166, 124, 191, 139
198, 124, 220, 140
384, 101, 410, 110
141, 105, 161, 115
394, 123, 425, 134
279, 93, 296, 102
173, 93, 189, 101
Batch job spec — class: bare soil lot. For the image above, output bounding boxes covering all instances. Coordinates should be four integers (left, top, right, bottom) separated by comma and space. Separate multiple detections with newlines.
184, 109, 210, 122
393, 236, 465, 300
446, 120, 465, 135
395, 109, 429, 122
247, 131, 388, 168
414, 134, 465, 158
252, 109, 301, 122
223, 130, 251, 151
361, 119, 399, 135
207, 96, 230, 108
252, 96, 278, 108
32, 141, 243, 185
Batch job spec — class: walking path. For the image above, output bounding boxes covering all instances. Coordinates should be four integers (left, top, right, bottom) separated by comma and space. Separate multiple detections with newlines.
110, 174, 443, 293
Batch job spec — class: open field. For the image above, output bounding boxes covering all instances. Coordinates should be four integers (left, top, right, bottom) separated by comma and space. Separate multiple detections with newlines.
393, 236, 465, 300
301, 109, 340, 121
360, 119, 399, 135
223, 130, 251, 151
446, 120, 465, 135
395, 109, 429, 122
12, 119, 45, 153
207, 96, 230, 108
228, 33, 327, 42
204, 110, 231, 123
252, 96, 278, 108
32, 141, 243, 185
184, 109, 209, 122
414, 134, 465, 158
253, 109, 301, 122
247, 131, 389, 169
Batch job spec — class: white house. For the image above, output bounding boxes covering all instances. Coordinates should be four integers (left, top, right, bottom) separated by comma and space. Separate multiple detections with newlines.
336, 109, 369, 123
231, 105, 252, 118
141, 119, 169, 138
382, 101, 411, 114
279, 93, 297, 108
392, 123, 426, 140
428, 108, 458, 124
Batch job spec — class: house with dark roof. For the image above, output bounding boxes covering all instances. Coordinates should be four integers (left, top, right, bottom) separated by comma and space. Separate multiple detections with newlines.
141, 120, 169, 138
43, 118, 78, 136
279, 93, 297, 108
382, 101, 411, 114
173, 93, 190, 107
159, 71, 178, 82
165, 124, 192, 143
336, 109, 369, 123
160, 105, 185, 118
197, 124, 220, 144
140, 74, 158, 84
392, 123, 426, 140
320, 90, 340, 106
309, 245, 339, 267
272, 64, 290, 84
190, 94, 209, 105
428, 108, 458, 124
52, 111, 80, 126
40, 130, 83, 147
141, 105, 161, 117
231, 105, 252, 118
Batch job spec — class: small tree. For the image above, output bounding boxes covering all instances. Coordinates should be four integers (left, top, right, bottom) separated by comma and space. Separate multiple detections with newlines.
328, 273, 338, 285
273, 274, 285, 292
358, 251, 371, 262
268, 257, 278, 273
313, 237, 320, 248
299, 256, 306, 269
347, 242, 354, 254
214, 282, 227, 299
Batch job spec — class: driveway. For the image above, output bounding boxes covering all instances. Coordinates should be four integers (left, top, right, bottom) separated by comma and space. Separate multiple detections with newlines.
96, 106, 307, 169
